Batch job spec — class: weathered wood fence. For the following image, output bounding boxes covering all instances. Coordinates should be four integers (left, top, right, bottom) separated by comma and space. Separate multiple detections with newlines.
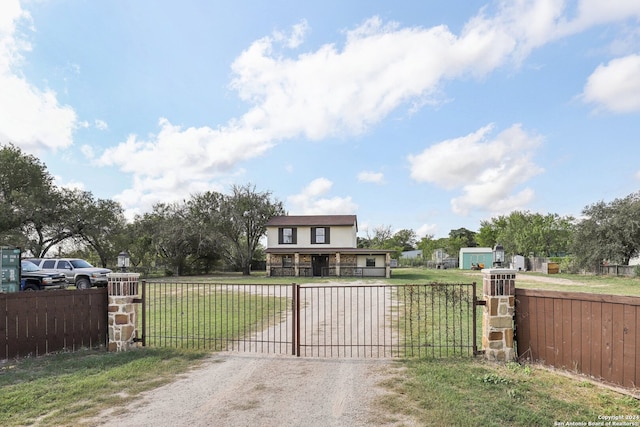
599, 264, 636, 277
0, 289, 108, 359
515, 288, 640, 389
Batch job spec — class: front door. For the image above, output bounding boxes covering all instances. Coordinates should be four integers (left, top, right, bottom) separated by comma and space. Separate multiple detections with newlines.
312, 255, 329, 276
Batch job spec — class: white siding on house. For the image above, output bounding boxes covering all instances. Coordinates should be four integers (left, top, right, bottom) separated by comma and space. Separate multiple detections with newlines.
356, 255, 385, 267
267, 224, 357, 249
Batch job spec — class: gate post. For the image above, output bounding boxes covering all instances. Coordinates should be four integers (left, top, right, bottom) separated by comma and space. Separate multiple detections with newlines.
481, 268, 516, 362
107, 273, 141, 352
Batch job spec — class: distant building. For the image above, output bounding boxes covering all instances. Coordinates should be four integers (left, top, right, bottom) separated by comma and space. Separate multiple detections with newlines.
511, 255, 526, 271
459, 247, 493, 270
400, 250, 422, 259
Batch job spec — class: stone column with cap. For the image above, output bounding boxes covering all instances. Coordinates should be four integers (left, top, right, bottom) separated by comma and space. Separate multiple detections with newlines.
481, 268, 516, 362
107, 272, 141, 351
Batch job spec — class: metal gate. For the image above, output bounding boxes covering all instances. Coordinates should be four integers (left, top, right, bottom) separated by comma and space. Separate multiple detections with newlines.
138, 281, 481, 358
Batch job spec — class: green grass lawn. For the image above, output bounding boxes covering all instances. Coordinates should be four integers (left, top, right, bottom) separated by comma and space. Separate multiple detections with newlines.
375, 358, 640, 426
0, 348, 211, 427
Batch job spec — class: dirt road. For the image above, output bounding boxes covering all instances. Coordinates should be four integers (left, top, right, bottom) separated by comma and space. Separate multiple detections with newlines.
94, 353, 401, 427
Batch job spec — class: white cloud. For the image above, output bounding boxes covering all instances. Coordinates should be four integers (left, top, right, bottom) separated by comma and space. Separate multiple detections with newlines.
80, 144, 94, 159
273, 20, 310, 49
357, 171, 384, 184
5, 0, 639, 218
416, 223, 438, 238
0, 0, 77, 152
287, 177, 358, 215
559, 0, 640, 35
95, 119, 108, 130
53, 176, 84, 191
581, 54, 640, 113
229, 15, 519, 143
408, 124, 544, 215
95, 4, 640, 216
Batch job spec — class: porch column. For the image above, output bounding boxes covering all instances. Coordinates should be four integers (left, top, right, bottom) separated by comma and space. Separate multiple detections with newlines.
481, 268, 516, 362
335, 252, 341, 277
294, 253, 300, 277
266, 253, 272, 277
385, 253, 391, 278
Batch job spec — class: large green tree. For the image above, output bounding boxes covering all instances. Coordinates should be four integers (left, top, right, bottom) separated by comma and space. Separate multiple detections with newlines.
572, 192, 640, 268
138, 202, 194, 276
477, 211, 574, 257
0, 144, 57, 238
0, 144, 81, 255
217, 184, 285, 275
187, 191, 225, 273
67, 190, 127, 267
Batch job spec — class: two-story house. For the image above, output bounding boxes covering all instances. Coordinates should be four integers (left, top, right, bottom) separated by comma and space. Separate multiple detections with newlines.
265, 215, 392, 278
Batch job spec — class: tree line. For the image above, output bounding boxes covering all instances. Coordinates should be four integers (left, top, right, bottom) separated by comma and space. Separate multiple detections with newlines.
0, 144, 284, 275
3, 143, 639, 274
358, 199, 640, 272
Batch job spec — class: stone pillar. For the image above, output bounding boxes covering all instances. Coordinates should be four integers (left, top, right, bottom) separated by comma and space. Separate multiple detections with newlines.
335, 252, 341, 277
107, 272, 141, 352
481, 268, 516, 362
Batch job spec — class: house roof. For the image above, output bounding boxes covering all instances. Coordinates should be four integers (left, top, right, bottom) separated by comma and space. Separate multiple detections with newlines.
266, 215, 357, 230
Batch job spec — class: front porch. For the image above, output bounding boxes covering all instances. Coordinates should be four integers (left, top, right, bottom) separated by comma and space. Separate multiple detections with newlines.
266, 250, 391, 279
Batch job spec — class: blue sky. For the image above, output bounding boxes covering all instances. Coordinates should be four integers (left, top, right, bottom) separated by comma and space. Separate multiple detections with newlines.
2, 1, 640, 239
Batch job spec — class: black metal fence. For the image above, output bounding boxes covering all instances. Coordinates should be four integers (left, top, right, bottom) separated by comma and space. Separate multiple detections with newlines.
139, 282, 295, 354
296, 283, 480, 357
139, 281, 480, 358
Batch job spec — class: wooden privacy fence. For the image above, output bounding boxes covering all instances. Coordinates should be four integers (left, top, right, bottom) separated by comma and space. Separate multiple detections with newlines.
515, 288, 640, 389
0, 289, 108, 359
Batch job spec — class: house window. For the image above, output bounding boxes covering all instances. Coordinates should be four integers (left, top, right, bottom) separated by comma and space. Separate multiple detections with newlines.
311, 227, 330, 244
366, 258, 376, 267
278, 227, 297, 244
282, 255, 293, 267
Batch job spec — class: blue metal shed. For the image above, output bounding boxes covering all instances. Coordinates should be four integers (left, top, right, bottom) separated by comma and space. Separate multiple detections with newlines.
458, 247, 493, 270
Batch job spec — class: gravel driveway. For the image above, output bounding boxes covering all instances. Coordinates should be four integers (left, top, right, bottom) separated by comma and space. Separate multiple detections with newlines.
93, 282, 413, 427
95, 353, 401, 427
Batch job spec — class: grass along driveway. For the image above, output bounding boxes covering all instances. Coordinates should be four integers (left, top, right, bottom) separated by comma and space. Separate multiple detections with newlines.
1, 348, 638, 427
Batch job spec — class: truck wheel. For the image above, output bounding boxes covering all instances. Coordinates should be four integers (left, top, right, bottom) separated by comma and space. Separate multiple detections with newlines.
76, 278, 91, 290
24, 284, 40, 291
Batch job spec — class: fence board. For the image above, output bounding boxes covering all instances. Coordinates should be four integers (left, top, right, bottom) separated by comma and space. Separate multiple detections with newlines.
545, 298, 556, 365
516, 288, 640, 390
592, 301, 603, 379
580, 300, 591, 374
570, 300, 581, 372
563, 301, 571, 366
515, 292, 530, 358
553, 299, 562, 366
623, 305, 637, 388
0, 289, 108, 359
602, 303, 614, 381
612, 305, 624, 384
